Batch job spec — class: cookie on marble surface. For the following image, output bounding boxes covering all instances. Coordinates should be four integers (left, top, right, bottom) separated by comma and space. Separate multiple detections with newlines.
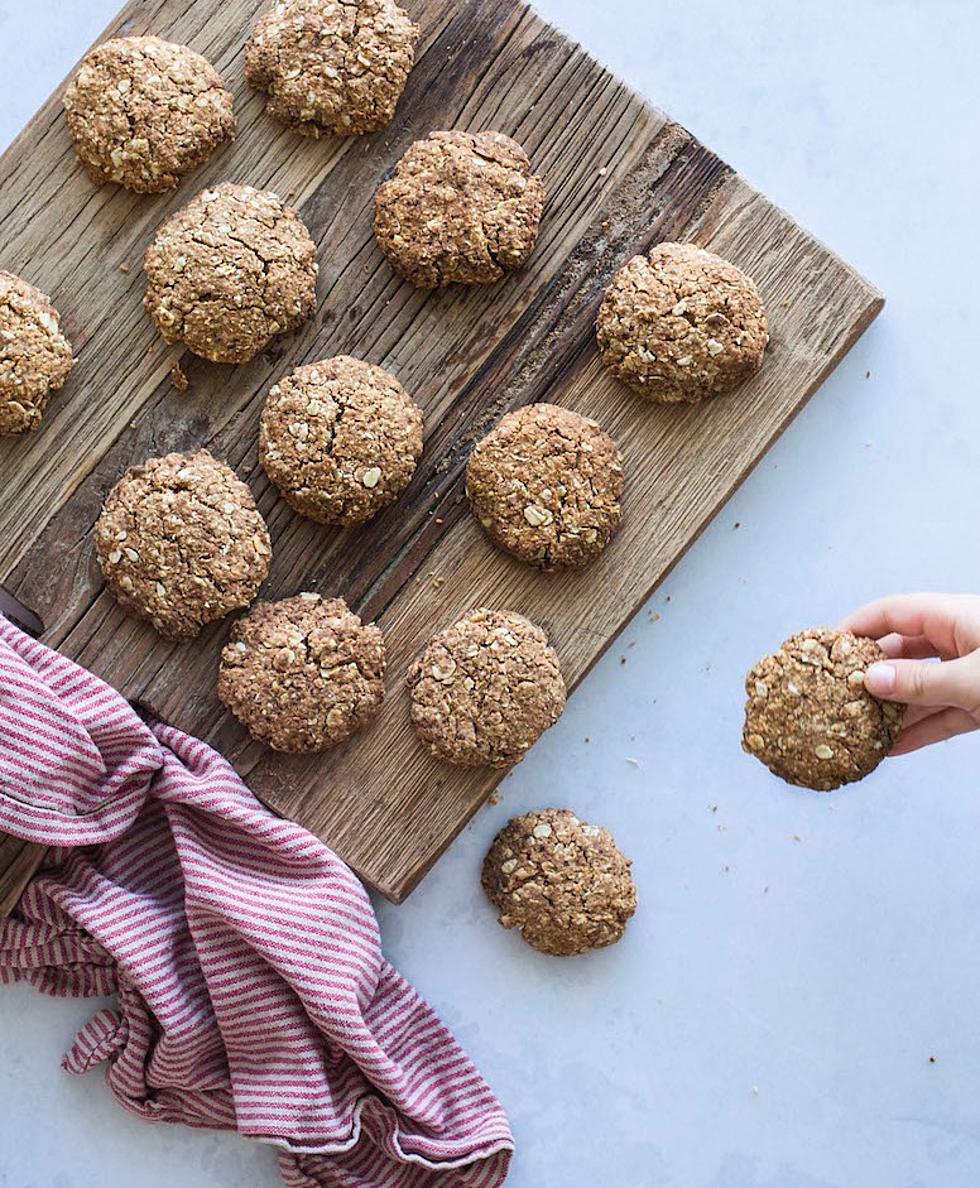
466, 402, 624, 569
743, 627, 904, 791
259, 355, 423, 525
63, 36, 235, 193
245, 0, 418, 137
482, 808, 637, 956
95, 449, 271, 640
0, 271, 74, 435
218, 592, 385, 752
143, 182, 318, 363
407, 608, 565, 767
374, 130, 545, 288
596, 242, 768, 404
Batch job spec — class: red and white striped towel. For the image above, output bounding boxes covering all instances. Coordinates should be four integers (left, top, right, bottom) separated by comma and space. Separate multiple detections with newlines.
0, 615, 513, 1187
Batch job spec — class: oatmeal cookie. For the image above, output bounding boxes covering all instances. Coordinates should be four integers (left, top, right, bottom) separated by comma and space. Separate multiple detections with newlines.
63, 36, 235, 193
218, 592, 385, 751
743, 627, 904, 791
95, 449, 271, 640
0, 271, 74, 435
259, 355, 423, 525
245, 0, 418, 137
407, 608, 565, 767
482, 809, 637, 956
374, 130, 545, 288
143, 182, 318, 363
596, 242, 768, 404
466, 403, 623, 569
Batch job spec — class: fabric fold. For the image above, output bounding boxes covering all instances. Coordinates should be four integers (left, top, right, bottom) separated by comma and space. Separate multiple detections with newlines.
0, 615, 512, 1187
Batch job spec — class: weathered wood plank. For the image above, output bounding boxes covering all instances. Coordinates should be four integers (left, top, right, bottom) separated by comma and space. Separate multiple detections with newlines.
0, 0, 882, 909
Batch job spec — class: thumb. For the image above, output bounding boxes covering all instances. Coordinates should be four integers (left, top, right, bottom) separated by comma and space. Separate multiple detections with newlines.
864, 654, 980, 711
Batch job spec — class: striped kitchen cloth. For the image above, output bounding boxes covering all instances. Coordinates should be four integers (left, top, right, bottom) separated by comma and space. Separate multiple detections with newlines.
0, 614, 513, 1187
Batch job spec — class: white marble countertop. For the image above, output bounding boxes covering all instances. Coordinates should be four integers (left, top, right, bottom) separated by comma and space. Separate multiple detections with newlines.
2, 2, 980, 1186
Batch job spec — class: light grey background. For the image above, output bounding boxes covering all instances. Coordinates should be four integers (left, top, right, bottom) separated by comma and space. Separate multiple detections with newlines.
2, 2, 980, 1186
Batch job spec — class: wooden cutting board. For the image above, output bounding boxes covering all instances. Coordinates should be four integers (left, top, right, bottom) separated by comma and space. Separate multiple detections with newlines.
0, 0, 882, 911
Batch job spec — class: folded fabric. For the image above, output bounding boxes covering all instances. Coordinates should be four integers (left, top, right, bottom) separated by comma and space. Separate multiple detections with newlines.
0, 614, 513, 1187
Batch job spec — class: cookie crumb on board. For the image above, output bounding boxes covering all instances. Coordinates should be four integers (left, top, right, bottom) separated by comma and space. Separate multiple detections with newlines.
169, 362, 189, 392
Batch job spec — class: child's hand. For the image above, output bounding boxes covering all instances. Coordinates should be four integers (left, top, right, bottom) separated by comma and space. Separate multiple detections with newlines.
839, 593, 980, 756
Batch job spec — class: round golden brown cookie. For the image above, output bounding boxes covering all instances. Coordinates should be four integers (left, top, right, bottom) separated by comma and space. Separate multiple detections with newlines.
218, 593, 386, 752
259, 356, 423, 525
143, 182, 318, 363
596, 242, 768, 404
0, 271, 74, 435
245, 0, 418, 137
63, 36, 235, 193
95, 449, 271, 640
482, 809, 637, 956
407, 608, 565, 767
466, 403, 624, 570
742, 627, 904, 791
373, 130, 545, 288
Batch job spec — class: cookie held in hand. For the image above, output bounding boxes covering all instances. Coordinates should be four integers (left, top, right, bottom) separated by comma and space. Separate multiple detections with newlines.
743, 627, 904, 790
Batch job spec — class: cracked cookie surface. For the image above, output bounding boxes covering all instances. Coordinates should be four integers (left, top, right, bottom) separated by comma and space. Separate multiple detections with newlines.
218, 592, 385, 752
95, 449, 271, 640
63, 36, 235, 193
407, 608, 565, 767
482, 808, 637, 956
260, 355, 423, 525
143, 182, 318, 363
0, 271, 74, 435
373, 130, 545, 288
466, 403, 624, 569
597, 242, 768, 404
245, 0, 418, 137
743, 627, 904, 791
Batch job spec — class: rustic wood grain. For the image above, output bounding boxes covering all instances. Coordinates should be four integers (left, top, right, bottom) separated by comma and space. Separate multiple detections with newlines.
0, 0, 882, 910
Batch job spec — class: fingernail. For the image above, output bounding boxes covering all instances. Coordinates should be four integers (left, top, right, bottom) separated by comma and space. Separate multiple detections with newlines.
865, 662, 896, 695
